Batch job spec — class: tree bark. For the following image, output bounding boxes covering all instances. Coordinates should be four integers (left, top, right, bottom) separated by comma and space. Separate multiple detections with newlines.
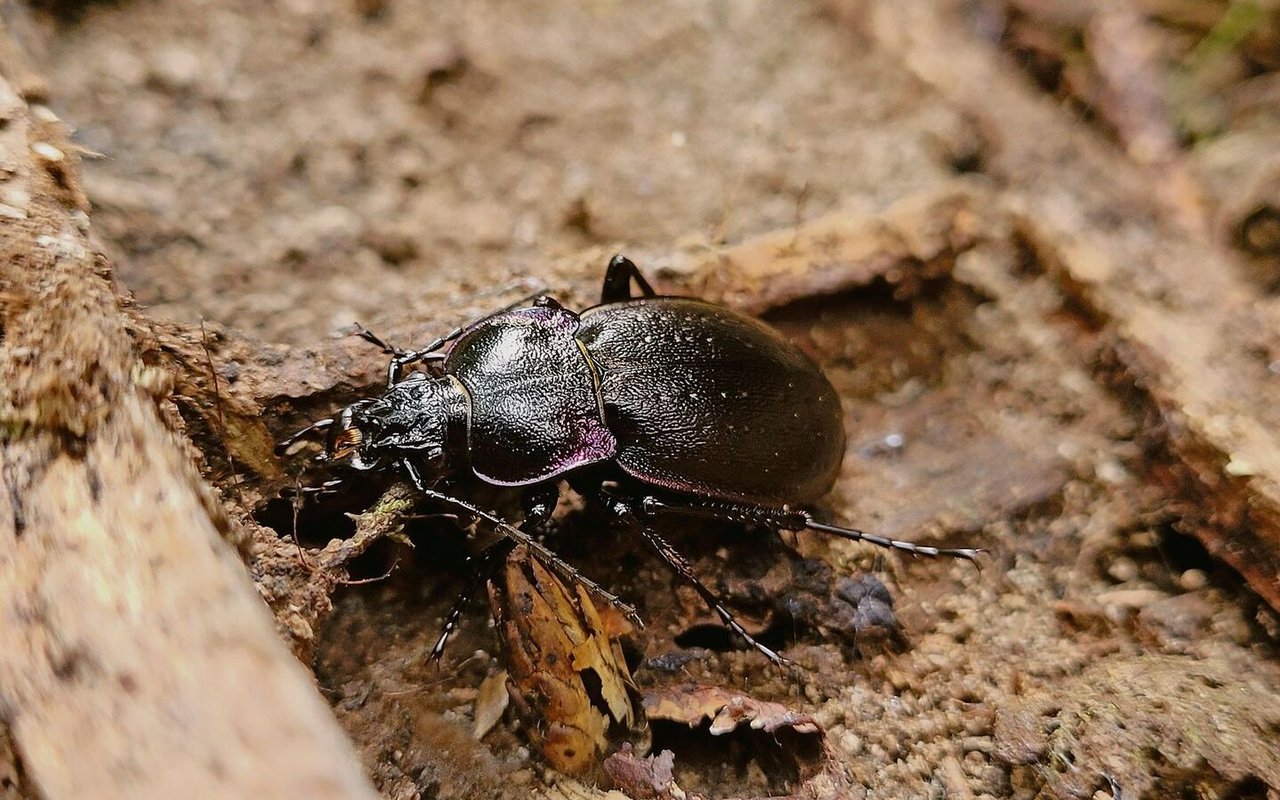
0, 67, 378, 800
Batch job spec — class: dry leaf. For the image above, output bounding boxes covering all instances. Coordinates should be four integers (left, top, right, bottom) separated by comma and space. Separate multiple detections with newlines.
473, 669, 511, 740
642, 685, 821, 737
539, 777, 635, 800
602, 744, 692, 800
489, 546, 639, 774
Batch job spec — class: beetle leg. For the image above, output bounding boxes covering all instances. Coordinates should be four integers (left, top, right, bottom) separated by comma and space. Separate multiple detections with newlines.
601, 254, 657, 303
428, 540, 515, 663
521, 484, 560, 529
285, 477, 346, 497
351, 323, 406, 358
598, 491, 791, 665
353, 324, 452, 386
400, 461, 643, 627
356, 285, 556, 386
641, 525, 791, 666
275, 416, 335, 454
638, 496, 983, 562
802, 519, 983, 562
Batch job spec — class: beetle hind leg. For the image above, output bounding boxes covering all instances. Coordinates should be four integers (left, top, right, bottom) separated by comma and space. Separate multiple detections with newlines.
802, 518, 983, 562
638, 524, 790, 666
600, 491, 791, 665
638, 496, 983, 562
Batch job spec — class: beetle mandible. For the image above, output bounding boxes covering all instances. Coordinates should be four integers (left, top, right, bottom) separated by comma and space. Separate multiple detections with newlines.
282, 255, 979, 663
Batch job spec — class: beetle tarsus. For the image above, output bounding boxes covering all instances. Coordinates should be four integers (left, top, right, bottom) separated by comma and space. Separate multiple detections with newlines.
429, 574, 475, 664
352, 323, 409, 357
803, 518, 984, 562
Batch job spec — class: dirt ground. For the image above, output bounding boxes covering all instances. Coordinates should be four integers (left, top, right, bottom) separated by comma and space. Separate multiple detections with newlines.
7, 0, 1280, 798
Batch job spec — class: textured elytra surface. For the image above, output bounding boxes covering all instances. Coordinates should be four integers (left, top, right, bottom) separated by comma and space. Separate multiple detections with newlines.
11, 0, 1280, 798
579, 298, 845, 506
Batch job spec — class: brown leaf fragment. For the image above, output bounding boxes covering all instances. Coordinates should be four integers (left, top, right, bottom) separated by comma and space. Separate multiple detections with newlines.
642, 685, 822, 738
602, 744, 809, 800
474, 669, 511, 740
489, 546, 639, 775
638, 687, 827, 797
602, 744, 691, 800
540, 778, 635, 800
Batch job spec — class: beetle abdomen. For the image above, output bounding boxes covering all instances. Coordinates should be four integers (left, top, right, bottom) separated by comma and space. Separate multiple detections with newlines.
448, 304, 617, 486
578, 299, 845, 505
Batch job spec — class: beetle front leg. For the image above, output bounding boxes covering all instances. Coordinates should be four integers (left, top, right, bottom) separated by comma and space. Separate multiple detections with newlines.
356, 286, 558, 386
601, 254, 657, 303
599, 491, 791, 666
428, 540, 515, 663
353, 323, 450, 386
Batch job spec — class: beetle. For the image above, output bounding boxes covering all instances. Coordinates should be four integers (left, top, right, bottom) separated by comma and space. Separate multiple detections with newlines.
281, 255, 979, 663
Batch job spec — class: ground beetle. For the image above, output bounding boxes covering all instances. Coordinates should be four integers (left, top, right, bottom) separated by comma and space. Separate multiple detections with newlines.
282, 256, 979, 663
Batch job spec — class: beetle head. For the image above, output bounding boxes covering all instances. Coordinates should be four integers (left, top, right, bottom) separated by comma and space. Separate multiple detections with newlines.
323, 400, 380, 469
323, 376, 460, 472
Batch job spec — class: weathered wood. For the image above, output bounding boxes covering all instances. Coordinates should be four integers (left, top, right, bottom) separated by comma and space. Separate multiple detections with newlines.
844, 0, 1280, 610
0, 70, 378, 800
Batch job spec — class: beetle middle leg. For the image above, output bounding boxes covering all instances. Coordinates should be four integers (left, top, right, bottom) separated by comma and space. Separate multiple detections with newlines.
399, 461, 642, 627
601, 254, 657, 303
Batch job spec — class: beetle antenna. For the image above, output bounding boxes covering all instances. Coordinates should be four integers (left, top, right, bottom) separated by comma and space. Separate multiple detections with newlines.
276, 417, 335, 454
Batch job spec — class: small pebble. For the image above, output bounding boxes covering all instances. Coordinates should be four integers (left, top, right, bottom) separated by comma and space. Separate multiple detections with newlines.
1179, 568, 1208, 591
31, 141, 64, 162
1107, 556, 1138, 583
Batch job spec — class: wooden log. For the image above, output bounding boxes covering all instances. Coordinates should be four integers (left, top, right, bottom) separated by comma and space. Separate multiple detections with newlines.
0, 69, 378, 800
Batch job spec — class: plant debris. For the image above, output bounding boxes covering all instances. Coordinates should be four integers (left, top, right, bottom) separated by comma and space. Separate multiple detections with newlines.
642, 686, 821, 738
489, 545, 639, 775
